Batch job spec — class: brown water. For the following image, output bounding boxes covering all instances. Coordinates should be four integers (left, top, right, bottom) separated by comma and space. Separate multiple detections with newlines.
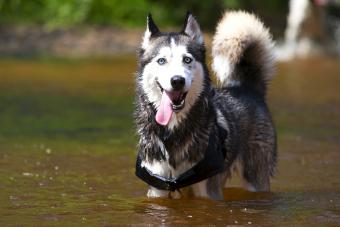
0, 57, 339, 226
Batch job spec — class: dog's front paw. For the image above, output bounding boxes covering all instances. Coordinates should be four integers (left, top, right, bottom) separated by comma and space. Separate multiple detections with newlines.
147, 187, 169, 198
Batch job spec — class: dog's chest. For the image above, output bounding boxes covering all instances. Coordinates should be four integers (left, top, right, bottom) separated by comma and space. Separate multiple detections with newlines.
141, 139, 195, 178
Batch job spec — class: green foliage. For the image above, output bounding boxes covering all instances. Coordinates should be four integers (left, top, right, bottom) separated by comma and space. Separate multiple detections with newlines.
222, 0, 239, 9
0, 0, 287, 30
86, 0, 150, 27
43, 0, 92, 28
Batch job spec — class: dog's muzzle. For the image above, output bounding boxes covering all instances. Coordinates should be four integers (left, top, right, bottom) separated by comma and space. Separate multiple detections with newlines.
156, 80, 188, 112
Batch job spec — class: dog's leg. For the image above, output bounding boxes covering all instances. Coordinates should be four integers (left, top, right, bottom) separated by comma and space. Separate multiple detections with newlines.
206, 173, 228, 200
241, 122, 276, 192
147, 186, 169, 198
241, 145, 270, 191
191, 180, 209, 198
191, 173, 226, 200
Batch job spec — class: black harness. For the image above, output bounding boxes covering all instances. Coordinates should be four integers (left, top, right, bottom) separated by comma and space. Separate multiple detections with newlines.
135, 125, 228, 191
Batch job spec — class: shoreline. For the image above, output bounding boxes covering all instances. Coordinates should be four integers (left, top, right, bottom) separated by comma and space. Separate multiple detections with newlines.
0, 26, 143, 57
0, 25, 213, 58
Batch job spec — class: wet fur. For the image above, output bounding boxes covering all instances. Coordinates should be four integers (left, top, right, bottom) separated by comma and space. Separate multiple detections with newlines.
135, 11, 277, 199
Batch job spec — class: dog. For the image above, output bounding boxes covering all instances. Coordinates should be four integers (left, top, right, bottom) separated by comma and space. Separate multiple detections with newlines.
134, 11, 277, 200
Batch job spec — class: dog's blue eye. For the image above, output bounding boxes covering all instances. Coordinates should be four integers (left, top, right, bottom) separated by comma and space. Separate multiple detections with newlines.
183, 56, 193, 64
157, 58, 166, 65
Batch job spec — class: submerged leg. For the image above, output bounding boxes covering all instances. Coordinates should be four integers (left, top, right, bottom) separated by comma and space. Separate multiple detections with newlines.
241, 123, 277, 191
147, 186, 169, 198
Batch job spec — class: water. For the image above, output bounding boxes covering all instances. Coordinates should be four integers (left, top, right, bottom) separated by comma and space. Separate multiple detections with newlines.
0, 57, 339, 226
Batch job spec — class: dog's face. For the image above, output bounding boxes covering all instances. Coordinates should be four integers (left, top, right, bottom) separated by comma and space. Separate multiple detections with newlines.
138, 13, 206, 127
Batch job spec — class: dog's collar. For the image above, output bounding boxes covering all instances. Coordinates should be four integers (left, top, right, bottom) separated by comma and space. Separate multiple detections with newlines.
135, 125, 227, 191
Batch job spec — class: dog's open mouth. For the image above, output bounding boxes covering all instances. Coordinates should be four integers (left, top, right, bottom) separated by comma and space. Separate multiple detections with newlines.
170, 91, 187, 111
155, 81, 188, 126
156, 81, 187, 112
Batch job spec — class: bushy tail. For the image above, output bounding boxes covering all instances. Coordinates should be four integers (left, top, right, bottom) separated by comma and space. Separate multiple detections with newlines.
212, 11, 275, 95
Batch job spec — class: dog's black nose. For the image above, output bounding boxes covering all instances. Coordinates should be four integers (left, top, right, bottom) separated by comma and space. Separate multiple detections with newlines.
171, 76, 185, 90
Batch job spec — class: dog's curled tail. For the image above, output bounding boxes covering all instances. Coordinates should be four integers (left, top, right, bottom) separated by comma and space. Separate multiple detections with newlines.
212, 11, 275, 95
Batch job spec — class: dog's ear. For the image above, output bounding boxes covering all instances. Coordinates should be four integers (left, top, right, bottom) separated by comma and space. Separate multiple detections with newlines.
141, 13, 160, 49
147, 13, 160, 35
182, 12, 204, 45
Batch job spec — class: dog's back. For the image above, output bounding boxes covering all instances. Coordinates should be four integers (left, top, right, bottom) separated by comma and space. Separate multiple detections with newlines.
211, 11, 276, 191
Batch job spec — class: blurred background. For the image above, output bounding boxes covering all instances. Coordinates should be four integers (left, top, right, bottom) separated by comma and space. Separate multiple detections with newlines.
0, 0, 339, 57
0, 0, 289, 57
0, 0, 339, 226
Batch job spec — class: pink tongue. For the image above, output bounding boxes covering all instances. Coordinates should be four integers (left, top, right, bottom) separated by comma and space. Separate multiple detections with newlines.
156, 92, 173, 126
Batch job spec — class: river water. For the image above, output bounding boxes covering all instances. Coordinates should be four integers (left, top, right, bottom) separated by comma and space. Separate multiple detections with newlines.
0, 57, 339, 225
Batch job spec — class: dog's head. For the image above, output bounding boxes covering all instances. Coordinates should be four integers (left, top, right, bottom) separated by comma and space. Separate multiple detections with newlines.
138, 13, 207, 128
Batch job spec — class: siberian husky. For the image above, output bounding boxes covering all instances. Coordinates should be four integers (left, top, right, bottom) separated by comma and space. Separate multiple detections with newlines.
134, 11, 277, 200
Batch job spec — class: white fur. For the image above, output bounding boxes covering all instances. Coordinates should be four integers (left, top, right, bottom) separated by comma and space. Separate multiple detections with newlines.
141, 158, 170, 177
147, 186, 169, 198
216, 108, 229, 132
212, 55, 232, 87
141, 29, 151, 50
155, 43, 193, 92
212, 11, 275, 88
141, 40, 204, 130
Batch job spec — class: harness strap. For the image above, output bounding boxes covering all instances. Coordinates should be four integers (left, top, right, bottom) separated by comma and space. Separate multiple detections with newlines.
135, 125, 227, 191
